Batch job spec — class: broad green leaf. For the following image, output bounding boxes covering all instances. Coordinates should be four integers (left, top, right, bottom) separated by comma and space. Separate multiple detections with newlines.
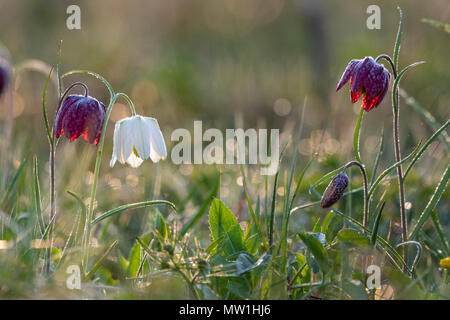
209, 198, 244, 256
337, 228, 369, 246
298, 232, 329, 272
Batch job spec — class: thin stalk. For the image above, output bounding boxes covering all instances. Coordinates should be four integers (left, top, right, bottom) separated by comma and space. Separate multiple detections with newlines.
82, 92, 135, 274
376, 54, 408, 271
45, 82, 89, 275
45, 137, 55, 275
343, 161, 369, 232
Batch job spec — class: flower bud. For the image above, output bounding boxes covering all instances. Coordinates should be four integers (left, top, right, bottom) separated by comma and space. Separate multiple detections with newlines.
440, 257, 450, 269
320, 172, 349, 208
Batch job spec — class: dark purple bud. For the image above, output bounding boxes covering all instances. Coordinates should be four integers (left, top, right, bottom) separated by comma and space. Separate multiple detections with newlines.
320, 172, 349, 208
55, 94, 106, 145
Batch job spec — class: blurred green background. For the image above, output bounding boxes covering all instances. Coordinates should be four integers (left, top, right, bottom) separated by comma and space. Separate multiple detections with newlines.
0, 0, 448, 299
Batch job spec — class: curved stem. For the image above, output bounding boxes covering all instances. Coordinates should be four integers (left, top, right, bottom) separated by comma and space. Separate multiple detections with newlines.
343, 161, 369, 232
115, 92, 137, 116
376, 54, 408, 272
375, 55, 397, 78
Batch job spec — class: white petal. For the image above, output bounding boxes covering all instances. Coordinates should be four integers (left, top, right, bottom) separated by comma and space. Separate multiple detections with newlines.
126, 152, 144, 168
119, 117, 134, 164
110, 120, 121, 167
133, 116, 151, 161
145, 117, 167, 162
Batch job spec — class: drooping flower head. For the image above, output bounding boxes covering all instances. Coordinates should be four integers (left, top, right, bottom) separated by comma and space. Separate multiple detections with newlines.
110, 115, 167, 168
0, 58, 11, 97
320, 172, 349, 208
336, 56, 391, 111
55, 94, 106, 145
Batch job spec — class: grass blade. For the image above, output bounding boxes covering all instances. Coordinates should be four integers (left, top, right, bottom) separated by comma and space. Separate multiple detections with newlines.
370, 128, 384, 186
368, 141, 421, 200
409, 165, 449, 240
91, 200, 177, 225
404, 119, 450, 179
430, 211, 450, 256
399, 89, 450, 151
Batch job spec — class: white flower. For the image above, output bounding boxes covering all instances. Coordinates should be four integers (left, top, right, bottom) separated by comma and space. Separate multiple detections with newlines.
110, 115, 167, 168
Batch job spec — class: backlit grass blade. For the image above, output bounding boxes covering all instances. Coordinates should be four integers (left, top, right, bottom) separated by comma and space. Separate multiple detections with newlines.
370, 128, 384, 186
368, 141, 421, 200
371, 201, 385, 246
409, 165, 449, 240
85, 240, 118, 279
430, 211, 450, 256
32, 155, 45, 236
91, 200, 177, 225
404, 119, 450, 179
240, 164, 268, 251
399, 89, 450, 151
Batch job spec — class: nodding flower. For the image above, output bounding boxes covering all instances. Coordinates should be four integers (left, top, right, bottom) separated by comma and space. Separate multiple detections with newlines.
440, 257, 450, 269
320, 172, 349, 208
55, 92, 106, 145
110, 115, 167, 168
0, 58, 11, 97
336, 56, 390, 111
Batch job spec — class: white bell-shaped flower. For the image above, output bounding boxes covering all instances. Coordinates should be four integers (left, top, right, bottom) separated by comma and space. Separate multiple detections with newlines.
110, 115, 167, 168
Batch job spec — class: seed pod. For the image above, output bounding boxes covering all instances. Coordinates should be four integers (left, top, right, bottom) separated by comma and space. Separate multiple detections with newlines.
320, 172, 349, 208
0, 58, 11, 97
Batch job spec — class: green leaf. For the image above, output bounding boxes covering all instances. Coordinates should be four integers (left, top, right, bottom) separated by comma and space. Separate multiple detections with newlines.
431, 211, 450, 256
353, 107, 364, 163
209, 198, 244, 256
0, 155, 28, 208
32, 155, 45, 236
154, 212, 167, 239
399, 89, 450, 151
371, 201, 385, 245
337, 228, 369, 246
129, 233, 152, 277
421, 18, 450, 33
392, 61, 425, 114
409, 165, 449, 240
298, 232, 329, 272
393, 6, 403, 71
368, 141, 421, 200
404, 119, 450, 179
91, 200, 176, 225
369, 128, 384, 186
42, 67, 54, 145
85, 240, 118, 279
240, 164, 268, 250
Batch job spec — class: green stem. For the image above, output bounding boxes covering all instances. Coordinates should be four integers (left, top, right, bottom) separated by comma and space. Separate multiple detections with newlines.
376, 54, 408, 272
82, 92, 136, 274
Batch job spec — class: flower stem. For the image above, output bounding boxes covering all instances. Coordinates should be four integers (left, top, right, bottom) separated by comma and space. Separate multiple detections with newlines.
82, 92, 136, 274
45, 136, 56, 275
344, 161, 369, 231
376, 54, 408, 272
